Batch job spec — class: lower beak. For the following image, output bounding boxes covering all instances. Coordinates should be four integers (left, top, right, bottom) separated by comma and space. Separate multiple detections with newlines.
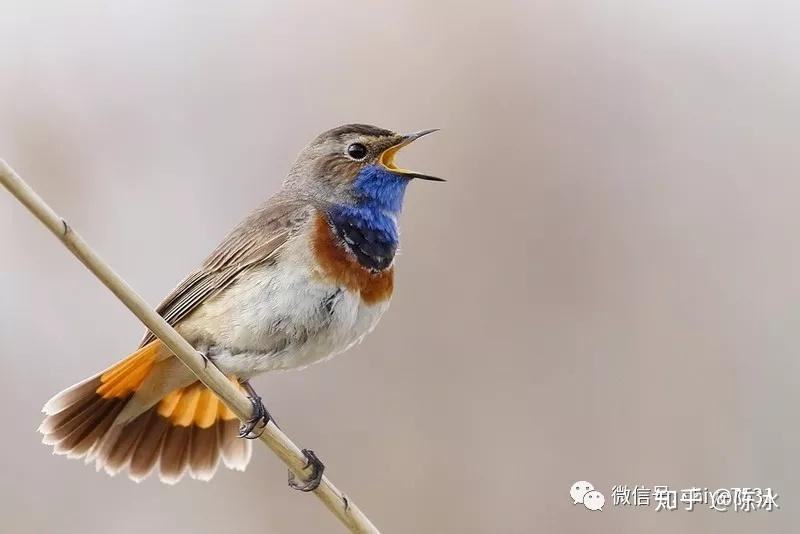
380, 129, 445, 182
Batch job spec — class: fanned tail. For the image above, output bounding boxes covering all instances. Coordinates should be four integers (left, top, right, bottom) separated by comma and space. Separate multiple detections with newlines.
39, 340, 252, 483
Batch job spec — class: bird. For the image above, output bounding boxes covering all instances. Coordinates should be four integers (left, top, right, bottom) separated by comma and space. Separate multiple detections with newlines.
38, 124, 442, 489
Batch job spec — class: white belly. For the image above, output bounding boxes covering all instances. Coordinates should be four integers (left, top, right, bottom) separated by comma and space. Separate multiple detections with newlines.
176, 247, 390, 376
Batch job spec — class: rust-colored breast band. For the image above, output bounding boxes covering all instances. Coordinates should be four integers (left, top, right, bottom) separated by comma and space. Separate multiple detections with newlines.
310, 212, 394, 305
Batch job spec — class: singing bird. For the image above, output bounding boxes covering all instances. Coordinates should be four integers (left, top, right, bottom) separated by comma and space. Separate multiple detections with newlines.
39, 124, 442, 489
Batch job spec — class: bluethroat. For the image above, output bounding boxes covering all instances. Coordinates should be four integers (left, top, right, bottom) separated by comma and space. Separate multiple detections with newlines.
39, 124, 441, 490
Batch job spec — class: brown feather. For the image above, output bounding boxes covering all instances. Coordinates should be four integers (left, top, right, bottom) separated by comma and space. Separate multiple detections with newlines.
188, 425, 220, 481
40, 390, 103, 439
139, 198, 310, 346
159, 424, 192, 484
81, 400, 127, 463
218, 418, 251, 471
97, 410, 153, 476
52, 398, 120, 455
128, 415, 170, 481
42, 374, 102, 415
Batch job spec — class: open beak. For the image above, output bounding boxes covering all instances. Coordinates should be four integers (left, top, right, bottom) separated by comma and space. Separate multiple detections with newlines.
380, 129, 445, 182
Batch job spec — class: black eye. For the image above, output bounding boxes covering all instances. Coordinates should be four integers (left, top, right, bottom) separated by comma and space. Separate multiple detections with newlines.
347, 143, 368, 160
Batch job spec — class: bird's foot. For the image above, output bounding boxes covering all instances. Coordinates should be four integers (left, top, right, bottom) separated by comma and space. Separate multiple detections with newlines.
288, 449, 325, 492
238, 391, 272, 439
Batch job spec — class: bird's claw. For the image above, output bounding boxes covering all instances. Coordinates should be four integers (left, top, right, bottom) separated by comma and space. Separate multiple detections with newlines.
288, 449, 325, 492
238, 394, 270, 439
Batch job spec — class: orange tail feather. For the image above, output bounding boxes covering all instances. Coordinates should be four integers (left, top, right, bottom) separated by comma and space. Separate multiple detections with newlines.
39, 340, 251, 483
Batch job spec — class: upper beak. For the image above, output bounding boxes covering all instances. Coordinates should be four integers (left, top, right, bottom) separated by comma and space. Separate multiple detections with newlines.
379, 129, 445, 182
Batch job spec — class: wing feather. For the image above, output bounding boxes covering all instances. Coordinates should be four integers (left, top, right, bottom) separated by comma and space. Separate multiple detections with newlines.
139, 197, 311, 347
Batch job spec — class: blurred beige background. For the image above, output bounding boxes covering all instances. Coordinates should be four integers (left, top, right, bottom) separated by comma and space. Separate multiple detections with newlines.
1, 1, 798, 532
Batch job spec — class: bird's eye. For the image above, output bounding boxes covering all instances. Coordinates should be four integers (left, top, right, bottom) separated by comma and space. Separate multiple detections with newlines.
347, 143, 368, 160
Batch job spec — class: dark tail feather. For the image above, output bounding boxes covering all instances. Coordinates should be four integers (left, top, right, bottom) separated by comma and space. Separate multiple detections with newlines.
39, 359, 252, 483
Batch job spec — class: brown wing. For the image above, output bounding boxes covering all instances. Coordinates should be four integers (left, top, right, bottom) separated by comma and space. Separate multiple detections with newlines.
139, 197, 312, 347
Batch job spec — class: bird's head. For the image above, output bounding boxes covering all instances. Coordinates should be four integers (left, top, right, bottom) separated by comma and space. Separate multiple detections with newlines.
285, 124, 442, 213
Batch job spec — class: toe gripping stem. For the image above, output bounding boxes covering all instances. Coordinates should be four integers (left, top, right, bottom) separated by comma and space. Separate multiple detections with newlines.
238, 381, 273, 439
235, 380, 323, 491
288, 449, 325, 492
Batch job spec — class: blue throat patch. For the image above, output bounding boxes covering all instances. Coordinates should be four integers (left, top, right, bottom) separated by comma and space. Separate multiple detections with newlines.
327, 165, 407, 271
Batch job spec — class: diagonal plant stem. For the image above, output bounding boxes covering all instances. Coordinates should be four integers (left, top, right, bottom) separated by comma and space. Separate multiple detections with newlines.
0, 160, 379, 534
